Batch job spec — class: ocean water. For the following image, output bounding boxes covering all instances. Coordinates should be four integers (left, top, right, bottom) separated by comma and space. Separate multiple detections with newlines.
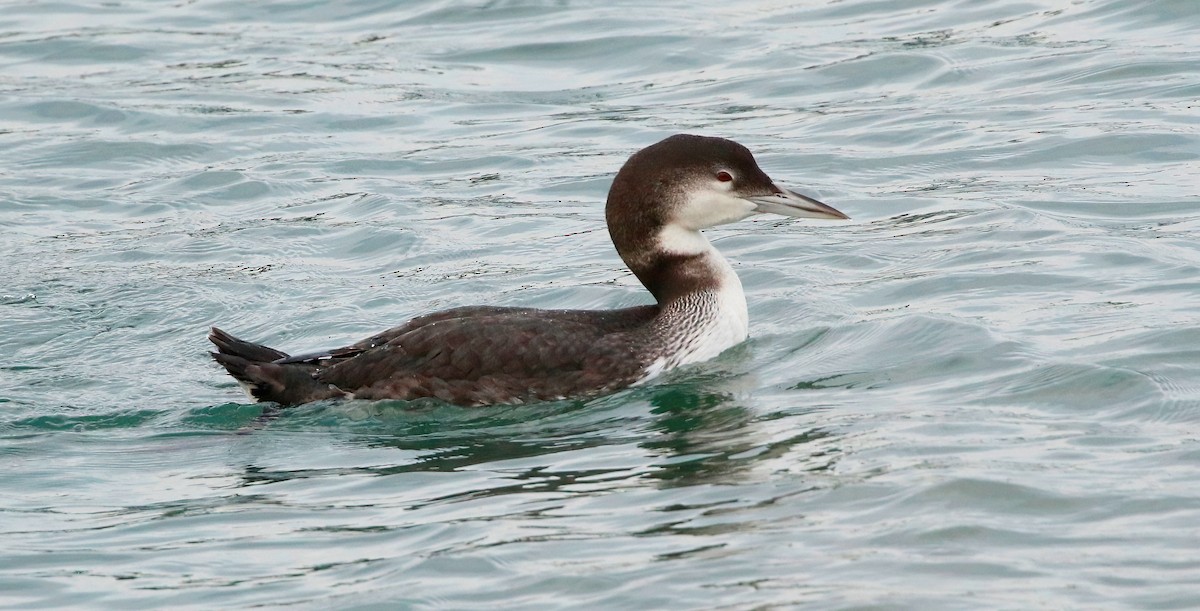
2, 0, 1199, 607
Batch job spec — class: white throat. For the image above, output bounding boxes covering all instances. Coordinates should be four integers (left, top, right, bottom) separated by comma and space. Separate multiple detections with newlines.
657, 223, 715, 257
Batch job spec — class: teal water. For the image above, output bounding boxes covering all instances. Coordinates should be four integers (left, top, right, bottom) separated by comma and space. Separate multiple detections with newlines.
3, 0, 1199, 607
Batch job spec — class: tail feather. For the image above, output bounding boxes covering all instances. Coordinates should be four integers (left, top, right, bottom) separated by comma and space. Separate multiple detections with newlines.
208, 326, 288, 362
208, 327, 346, 406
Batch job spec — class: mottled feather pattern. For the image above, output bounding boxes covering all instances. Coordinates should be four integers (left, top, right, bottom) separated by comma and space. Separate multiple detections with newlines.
209, 290, 744, 407
210, 305, 668, 406
325, 309, 657, 405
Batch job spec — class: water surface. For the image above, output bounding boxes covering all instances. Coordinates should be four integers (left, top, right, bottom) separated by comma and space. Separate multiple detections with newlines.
2, 0, 1199, 608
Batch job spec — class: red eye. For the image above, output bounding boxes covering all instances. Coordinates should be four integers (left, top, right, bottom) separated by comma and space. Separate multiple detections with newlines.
716, 171, 733, 182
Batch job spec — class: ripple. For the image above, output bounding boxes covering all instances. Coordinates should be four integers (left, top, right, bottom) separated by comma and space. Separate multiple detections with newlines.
2, 0, 1199, 608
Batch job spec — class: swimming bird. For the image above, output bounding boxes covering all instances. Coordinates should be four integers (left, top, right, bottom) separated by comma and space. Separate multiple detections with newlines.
209, 134, 848, 407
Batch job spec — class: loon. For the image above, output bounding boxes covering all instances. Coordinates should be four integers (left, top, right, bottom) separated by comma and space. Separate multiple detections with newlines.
209, 134, 849, 407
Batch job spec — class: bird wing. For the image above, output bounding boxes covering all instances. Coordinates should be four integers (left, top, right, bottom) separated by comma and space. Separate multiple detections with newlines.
311, 306, 658, 404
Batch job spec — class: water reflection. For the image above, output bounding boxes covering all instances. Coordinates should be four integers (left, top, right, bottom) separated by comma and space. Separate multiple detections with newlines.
225, 376, 841, 501
642, 384, 838, 486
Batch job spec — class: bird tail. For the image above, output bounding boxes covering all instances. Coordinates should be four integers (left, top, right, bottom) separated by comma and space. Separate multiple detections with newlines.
208, 327, 346, 406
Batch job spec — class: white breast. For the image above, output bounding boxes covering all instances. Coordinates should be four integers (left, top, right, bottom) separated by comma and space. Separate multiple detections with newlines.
637, 251, 749, 383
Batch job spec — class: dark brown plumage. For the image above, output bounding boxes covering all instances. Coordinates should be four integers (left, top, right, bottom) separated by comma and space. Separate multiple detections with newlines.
210, 306, 658, 406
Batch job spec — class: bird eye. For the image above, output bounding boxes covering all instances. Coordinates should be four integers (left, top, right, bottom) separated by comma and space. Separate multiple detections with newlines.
716, 171, 733, 182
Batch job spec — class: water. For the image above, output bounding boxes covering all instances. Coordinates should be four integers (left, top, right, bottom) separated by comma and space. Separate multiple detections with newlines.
2, 0, 1198, 607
